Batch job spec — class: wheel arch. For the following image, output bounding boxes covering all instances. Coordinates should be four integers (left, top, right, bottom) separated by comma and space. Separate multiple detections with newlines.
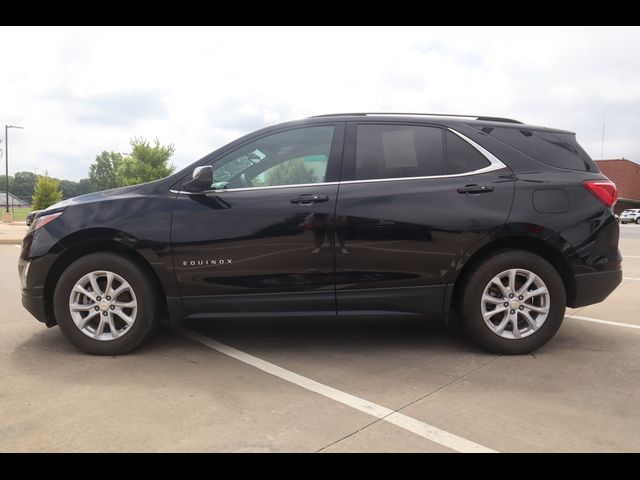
449, 234, 576, 312
44, 232, 169, 326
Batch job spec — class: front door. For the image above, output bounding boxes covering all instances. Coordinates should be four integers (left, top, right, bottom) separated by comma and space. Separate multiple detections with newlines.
171, 123, 344, 317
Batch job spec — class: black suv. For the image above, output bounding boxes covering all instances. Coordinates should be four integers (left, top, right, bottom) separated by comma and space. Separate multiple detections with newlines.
19, 113, 622, 355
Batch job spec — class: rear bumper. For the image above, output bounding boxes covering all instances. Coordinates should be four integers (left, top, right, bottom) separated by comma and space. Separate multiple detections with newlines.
569, 269, 622, 308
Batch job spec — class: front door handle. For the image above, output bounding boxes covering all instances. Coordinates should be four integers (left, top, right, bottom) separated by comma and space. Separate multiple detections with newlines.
457, 184, 494, 194
290, 194, 329, 205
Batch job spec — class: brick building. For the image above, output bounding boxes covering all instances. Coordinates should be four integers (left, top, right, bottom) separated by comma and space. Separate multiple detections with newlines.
595, 159, 640, 214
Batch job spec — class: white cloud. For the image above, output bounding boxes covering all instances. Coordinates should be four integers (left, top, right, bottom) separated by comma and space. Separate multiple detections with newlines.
1, 26, 639, 180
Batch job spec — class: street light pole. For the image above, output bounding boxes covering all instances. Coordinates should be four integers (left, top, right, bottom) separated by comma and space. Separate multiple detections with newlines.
5, 125, 23, 214
4, 126, 7, 214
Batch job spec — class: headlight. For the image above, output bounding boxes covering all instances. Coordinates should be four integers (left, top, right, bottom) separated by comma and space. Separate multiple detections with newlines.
31, 211, 64, 231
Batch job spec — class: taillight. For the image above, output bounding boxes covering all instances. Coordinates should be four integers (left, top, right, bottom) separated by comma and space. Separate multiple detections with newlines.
583, 180, 618, 207
31, 211, 63, 231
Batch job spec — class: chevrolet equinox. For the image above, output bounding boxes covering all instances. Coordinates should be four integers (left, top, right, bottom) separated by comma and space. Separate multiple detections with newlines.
19, 113, 622, 355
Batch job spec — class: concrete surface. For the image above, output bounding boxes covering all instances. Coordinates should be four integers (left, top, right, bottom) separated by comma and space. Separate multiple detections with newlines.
1, 227, 639, 452
620, 223, 640, 240
0, 223, 27, 244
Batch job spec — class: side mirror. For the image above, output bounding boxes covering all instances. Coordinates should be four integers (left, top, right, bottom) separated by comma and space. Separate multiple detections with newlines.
182, 166, 213, 193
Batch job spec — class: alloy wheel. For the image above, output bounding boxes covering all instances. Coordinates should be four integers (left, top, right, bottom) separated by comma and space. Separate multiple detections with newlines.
68, 270, 138, 341
480, 268, 550, 340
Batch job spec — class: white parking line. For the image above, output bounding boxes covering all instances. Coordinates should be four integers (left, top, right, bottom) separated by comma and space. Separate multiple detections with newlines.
567, 315, 640, 330
623, 277, 640, 281
623, 255, 640, 258
176, 326, 496, 453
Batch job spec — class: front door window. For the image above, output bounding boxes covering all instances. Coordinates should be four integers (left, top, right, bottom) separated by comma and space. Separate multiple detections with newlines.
211, 126, 334, 190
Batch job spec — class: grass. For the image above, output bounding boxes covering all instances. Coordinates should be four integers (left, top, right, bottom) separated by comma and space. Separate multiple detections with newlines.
9, 207, 32, 222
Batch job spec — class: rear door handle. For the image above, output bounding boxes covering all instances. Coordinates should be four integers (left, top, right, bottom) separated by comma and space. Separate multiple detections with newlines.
457, 184, 494, 194
290, 194, 329, 205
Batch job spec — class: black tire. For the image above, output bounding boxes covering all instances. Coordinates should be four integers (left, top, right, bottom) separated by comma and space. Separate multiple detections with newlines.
636, 218, 640, 225
54, 253, 160, 355
458, 250, 566, 355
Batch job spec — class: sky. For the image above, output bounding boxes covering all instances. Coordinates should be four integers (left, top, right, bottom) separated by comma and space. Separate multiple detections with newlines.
1, 26, 640, 181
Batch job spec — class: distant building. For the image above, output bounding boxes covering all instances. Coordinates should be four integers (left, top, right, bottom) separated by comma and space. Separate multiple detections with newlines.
0, 192, 29, 208
596, 159, 640, 214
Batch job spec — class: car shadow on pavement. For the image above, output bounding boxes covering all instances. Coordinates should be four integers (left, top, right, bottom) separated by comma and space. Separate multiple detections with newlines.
13, 315, 617, 376
182, 315, 486, 356
10, 315, 488, 375
178, 315, 629, 362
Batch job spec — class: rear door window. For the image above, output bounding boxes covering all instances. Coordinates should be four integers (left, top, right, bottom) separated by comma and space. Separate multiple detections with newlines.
354, 124, 444, 180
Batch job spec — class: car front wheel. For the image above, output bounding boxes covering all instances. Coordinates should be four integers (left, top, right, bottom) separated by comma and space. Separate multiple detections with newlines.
458, 250, 566, 355
54, 253, 160, 355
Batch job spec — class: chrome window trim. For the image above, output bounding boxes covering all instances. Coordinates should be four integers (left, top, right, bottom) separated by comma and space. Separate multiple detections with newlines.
447, 127, 506, 169
172, 127, 507, 194
171, 181, 340, 195
339, 127, 507, 186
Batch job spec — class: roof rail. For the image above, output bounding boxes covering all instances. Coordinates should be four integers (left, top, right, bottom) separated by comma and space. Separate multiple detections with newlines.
475, 116, 522, 124
309, 112, 523, 124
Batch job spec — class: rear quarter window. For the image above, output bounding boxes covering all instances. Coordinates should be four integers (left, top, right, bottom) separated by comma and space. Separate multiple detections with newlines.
480, 126, 598, 172
445, 131, 491, 174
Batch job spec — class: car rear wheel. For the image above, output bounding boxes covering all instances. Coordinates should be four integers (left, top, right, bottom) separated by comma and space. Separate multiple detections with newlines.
636, 218, 640, 225
458, 250, 566, 354
54, 253, 160, 355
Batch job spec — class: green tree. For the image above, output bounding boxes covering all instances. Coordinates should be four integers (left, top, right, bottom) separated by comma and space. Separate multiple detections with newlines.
265, 158, 317, 186
59, 178, 93, 198
89, 151, 122, 191
116, 138, 175, 186
32, 173, 63, 210
60, 178, 93, 198
59, 179, 78, 198
12, 171, 37, 197
76, 178, 94, 196
0, 175, 14, 194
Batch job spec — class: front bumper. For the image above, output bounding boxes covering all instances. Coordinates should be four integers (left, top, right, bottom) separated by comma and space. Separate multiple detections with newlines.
22, 293, 51, 325
19, 254, 56, 327
570, 269, 623, 308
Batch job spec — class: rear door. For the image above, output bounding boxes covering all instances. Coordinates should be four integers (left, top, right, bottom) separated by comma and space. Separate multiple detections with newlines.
171, 123, 344, 317
334, 122, 514, 315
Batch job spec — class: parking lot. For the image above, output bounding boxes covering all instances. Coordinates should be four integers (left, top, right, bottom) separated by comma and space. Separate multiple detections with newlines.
1, 226, 639, 452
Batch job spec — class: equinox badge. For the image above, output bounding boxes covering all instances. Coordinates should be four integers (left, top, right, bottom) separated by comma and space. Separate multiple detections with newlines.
182, 259, 233, 267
